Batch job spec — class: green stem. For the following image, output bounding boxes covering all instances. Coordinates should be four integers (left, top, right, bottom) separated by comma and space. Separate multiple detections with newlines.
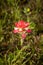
21, 38, 23, 46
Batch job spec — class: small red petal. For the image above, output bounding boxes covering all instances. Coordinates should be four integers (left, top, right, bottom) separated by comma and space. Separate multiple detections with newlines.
13, 30, 19, 33
27, 29, 32, 33
25, 22, 29, 27
22, 33, 26, 39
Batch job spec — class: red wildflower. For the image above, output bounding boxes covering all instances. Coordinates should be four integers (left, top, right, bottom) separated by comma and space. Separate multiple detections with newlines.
13, 20, 31, 39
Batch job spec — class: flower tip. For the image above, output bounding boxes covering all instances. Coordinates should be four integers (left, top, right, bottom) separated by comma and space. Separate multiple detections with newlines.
27, 29, 32, 33
22, 34, 26, 39
13, 30, 18, 33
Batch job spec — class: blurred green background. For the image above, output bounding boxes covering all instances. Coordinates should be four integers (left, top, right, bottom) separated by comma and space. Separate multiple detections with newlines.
0, 0, 43, 65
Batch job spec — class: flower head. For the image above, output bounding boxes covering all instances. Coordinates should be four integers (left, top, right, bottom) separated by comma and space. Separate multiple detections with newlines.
13, 20, 31, 39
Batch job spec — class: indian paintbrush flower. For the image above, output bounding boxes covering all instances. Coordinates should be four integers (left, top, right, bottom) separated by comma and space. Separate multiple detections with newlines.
13, 20, 31, 45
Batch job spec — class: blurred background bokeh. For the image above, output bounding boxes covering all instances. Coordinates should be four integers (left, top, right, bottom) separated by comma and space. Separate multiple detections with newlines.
0, 0, 43, 65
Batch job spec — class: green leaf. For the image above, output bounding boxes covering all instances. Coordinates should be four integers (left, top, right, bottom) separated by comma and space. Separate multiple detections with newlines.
29, 22, 36, 29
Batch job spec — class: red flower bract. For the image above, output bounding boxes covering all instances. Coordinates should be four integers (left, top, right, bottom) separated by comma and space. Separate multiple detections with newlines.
13, 29, 19, 33
22, 33, 26, 39
26, 29, 32, 33
15, 20, 29, 28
